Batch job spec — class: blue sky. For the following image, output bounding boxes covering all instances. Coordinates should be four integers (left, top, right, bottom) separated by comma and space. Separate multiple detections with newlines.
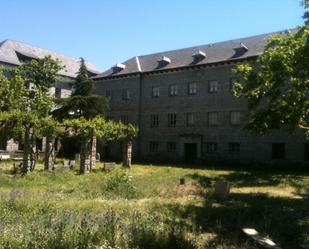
0, 0, 305, 71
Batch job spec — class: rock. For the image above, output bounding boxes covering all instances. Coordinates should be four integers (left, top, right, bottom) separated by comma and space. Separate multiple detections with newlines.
214, 180, 230, 199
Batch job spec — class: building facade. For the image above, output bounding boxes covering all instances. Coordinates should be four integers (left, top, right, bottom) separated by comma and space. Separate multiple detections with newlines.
0, 39, 102, 152
94, 30, 309, 165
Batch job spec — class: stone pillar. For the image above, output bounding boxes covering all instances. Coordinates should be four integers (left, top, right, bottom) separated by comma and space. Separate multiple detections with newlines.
22, 127, 35, 174
6, 139, 19, 152
90, 136, 97, 171
80, 138, 91, 174
122, 140, 132, 168
44, 137, 54, 171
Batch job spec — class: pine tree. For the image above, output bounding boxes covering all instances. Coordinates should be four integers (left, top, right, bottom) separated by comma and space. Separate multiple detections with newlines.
53, 58, 108, 172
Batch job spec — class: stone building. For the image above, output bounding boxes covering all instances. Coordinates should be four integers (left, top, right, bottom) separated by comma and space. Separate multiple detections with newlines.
93, 30, 309, 165
0, 39, 102, 152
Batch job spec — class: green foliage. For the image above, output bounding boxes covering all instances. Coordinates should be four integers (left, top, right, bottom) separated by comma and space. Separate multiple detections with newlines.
73, 58, 93, 96
63, 117, 138, 142
302, 0, 309, 24
18, 55, 63, 92
233, 26, 309, 137
0, 162, 308, 248
53, 58, 108, 120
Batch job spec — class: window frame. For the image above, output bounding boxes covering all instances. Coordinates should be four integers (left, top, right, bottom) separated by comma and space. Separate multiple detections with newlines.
149, 141, 159, 153
167, 142, 176, 153
106, 90, 113, 101
230, 111, 241, 125
122, 89, 131, 100
208, 80, 218, 93
206, 142, 218, 154
186, 112, 195, 127
229, 142, 240, 154
169, 84, 178, 97
150, 114, 159, 127
168, 113, 177, 127
55, 87, 61, 99
188, 82, 197, 95
208, 112, 219, 126
152, 86, 160, 98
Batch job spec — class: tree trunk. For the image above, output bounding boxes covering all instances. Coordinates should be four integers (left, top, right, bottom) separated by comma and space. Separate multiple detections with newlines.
89, 136, 97, 171
122, 140, 132, 168
44, 136, 55, 171
80, 138, 91, 174
22, 127, 35, 174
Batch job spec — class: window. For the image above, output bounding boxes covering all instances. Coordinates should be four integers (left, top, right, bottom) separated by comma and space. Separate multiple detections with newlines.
230, 111, 241, 125
152, 86, 160, 98
208, 80, 218, 93
272, 143, 285, 160
168, 113, 177, 127
188, 83, 197, 95
169, 84, 178, 96
229, 78, 237, 92
106, 90, 113, 101
206, 142, 218, 154
186, 113, 195, 126
149, 141, 159, 153
122, 89, 131, 100
208, 112, 219, 126
229, 143, 240, 154
120, 115, 128, 125
305, 143, 309, 161
150, 115, 159, 127
167, 142, 176, 153
55, 87, 61, 99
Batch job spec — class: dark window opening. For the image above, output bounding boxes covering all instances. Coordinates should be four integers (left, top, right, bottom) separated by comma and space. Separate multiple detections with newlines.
167, 142, 176, 153
304, 143, 309, 161
168, 113, 177, 127
229, 143, 240, 154
206, 142, 218, 154
150, 115, 159, 127
149, 141, 159, 153
272, 143, 285, 160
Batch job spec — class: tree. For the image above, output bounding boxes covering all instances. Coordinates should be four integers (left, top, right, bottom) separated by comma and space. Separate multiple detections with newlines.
118, 124, 139, 168
38, 118, 61, 171
233, 26, 309, 137
53, 58, 108, 168
63, 117, 118, 173
0, 56, 62, 173
302, 0, 309, 24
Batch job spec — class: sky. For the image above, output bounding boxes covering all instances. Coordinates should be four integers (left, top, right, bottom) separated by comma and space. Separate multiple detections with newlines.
0, 0, 305, 71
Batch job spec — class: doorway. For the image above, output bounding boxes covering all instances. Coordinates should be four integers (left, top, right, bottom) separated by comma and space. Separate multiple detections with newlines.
185, 143, 197, 163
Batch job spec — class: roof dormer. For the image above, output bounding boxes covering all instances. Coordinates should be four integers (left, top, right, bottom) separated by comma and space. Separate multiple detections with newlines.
231, 42, 249, 58
157, 56, 171, 68
112, 63, 126, 73
239, 42, 249, 52
15, 50, 38, 63
192, 50, 206, 62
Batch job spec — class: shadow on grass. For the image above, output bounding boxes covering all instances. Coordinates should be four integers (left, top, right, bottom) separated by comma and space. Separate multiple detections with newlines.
152, 192, 309, 249
185, 170, 308, 188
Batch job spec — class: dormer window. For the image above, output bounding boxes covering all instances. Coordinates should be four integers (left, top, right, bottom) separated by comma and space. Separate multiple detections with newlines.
192, 50, 206, 61
15, 50, 38, 63
112, 63, 126, 73
231, 42, 249, 58
157, 56, 171, 68
240, 43, 249, 52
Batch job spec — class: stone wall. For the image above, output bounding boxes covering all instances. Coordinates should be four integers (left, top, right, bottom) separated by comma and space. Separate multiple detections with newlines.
94, 64, 308, 165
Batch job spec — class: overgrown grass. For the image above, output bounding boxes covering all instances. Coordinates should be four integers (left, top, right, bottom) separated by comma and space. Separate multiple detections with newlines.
0, 161, 308, 248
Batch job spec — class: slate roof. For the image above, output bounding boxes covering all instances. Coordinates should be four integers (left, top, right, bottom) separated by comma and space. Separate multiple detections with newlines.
0, 39, 102, 78
93, 29, 293, 79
